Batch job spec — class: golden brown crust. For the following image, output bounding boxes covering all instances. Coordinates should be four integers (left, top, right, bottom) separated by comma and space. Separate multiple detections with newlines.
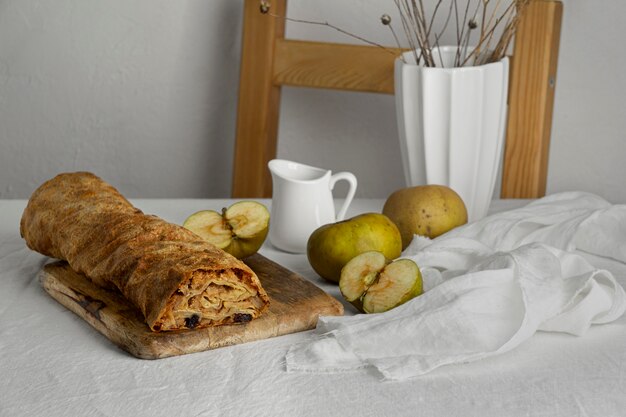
20, 172, 270, 331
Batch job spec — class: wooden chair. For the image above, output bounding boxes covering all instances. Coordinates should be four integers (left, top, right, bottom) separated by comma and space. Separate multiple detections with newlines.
231, 0, 563, 199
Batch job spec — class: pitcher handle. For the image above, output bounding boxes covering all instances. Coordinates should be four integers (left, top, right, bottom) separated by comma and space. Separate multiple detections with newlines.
329, 172, 358, 221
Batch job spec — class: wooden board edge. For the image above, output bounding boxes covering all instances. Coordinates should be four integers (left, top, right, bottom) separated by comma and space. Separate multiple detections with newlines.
39, 268, 151, 358
39, 255, 343, 360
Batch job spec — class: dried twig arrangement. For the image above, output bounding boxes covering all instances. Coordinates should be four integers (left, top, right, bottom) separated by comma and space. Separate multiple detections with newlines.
390, 0, 531, 67
260, 0, 530, 67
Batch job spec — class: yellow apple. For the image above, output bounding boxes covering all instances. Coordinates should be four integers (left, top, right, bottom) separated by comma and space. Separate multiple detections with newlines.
383, 185, 467, 249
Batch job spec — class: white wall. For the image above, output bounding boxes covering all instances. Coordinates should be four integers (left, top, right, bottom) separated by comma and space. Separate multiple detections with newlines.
1, 0, 625, 202
545, 0, 626, 201
0, 0, 243, 198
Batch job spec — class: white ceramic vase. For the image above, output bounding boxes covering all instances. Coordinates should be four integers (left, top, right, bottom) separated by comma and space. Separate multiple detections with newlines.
394, 46, 509, 221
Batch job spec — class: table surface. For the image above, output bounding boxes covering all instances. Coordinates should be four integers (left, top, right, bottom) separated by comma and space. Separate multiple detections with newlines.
2, 198, 626, 417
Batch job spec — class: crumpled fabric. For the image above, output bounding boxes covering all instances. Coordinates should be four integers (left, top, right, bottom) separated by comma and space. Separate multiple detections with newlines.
286, 192, 626, 380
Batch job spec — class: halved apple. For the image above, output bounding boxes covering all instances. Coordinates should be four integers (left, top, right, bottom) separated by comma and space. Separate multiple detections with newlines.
183, 201, 270, 259
339, 251, 423, 313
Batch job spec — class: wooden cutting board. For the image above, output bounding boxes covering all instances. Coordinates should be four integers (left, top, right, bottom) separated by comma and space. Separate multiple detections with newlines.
39, 254, 343, 359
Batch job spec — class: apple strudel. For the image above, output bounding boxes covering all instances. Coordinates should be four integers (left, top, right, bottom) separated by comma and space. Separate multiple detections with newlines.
20, 172, 270, 332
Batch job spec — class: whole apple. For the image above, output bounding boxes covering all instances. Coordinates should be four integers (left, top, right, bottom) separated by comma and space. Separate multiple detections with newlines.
383, 185, 467, 249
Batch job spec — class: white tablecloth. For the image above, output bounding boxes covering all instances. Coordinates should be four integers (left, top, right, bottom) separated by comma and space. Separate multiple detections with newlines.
1, 198, 625, 417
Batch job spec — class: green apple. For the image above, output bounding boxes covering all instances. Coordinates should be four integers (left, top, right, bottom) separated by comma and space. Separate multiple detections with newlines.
383, 185, 468, 249
183, 201, 269, 259
339, 251, 422, 313
306, 213, 402, 283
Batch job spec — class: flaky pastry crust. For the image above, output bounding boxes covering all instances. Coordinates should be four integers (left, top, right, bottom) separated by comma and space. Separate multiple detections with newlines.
21, 172, 270, 331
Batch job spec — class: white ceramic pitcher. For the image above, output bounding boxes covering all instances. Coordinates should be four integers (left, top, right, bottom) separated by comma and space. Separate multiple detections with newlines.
268, 159, 357, 253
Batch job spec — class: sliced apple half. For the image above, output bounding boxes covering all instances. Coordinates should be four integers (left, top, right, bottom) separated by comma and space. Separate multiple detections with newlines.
339, 251, 423, 314
183, 210, 231, 247
183, 201, 270, 259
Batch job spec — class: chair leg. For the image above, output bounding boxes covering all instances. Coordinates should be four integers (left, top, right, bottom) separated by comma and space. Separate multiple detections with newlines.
501, 0, 563, 198
232, 0, 286, 198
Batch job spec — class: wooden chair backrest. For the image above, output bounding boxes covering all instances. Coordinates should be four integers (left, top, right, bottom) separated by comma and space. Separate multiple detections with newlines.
231, 0, 563, 199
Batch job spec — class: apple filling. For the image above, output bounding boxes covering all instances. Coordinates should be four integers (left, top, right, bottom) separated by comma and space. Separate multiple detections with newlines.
154, 268, 267, 331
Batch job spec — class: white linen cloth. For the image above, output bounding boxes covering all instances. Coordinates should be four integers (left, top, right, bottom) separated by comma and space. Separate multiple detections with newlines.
286, 192, 626, 380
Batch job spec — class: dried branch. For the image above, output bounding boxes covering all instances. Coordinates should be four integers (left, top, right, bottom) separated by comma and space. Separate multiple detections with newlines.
260, 6, 400, 59
258, 0, 530, 68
